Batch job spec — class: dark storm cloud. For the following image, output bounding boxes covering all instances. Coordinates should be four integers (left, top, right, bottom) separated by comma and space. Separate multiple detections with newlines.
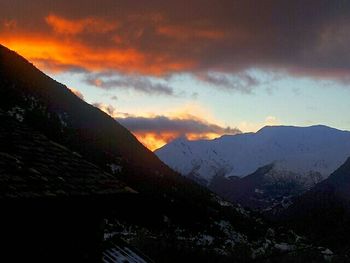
2, 0, 350, 79
117, 115, 241, 135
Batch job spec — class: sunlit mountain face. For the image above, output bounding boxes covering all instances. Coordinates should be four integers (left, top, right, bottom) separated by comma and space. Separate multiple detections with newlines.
1, 0, 350, 151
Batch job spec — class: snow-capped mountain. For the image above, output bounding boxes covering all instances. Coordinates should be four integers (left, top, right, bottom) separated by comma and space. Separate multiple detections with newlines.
155, 125, 350, 186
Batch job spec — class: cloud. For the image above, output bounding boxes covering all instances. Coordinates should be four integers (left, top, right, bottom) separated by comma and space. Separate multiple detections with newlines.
237, 116, 281, 132
1, 0, 350, 82
46, 14, 118, 35
196, 72, 259, 93
264, 116, 280, 126
85, 73, 174, 96
69, 88, 85, 100
92, 102, 117, 116
118, 115, 240, 134
89, 100, 239, 150
0, 34, 159, 74
117, 115, 241, 150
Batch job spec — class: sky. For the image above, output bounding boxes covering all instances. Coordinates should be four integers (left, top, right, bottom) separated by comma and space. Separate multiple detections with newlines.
1, 0, 350, 150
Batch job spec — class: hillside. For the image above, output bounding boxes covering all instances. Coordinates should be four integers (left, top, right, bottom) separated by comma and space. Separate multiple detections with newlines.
0, 44, 215, 212
280, 157, 350, 254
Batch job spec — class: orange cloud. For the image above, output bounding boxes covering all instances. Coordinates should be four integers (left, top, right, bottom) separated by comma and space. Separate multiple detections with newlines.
0, 33, 194, 75
46, 14, 118, 35
0, 13, 197, 75
144, 131, 231, 151
132, 131, 224, 151
132, 132, 177, 151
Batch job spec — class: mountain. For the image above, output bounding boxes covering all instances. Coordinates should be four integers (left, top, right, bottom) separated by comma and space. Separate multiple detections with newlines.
156, 125, 350, 184
0, 44, 215, 209
209, 164, 300, 211
156, 125, 350, 210
0, 44, 222, 227
280, 157, 350, 255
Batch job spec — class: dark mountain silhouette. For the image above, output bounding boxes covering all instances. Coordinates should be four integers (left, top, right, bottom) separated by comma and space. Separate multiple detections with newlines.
0, 44, 174, 184
209, 164, 304, 211
0, 44, 216, 221
280, 157, 350, 254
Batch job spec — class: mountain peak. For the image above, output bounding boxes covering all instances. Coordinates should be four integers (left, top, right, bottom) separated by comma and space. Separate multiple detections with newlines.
157, 123, 350, 181
257, 124, 339, 134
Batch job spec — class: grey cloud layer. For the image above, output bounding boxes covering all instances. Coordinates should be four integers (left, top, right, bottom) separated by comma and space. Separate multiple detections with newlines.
196, 72, 261, 93
117, 115, 241, 135
85, 74, 174, 95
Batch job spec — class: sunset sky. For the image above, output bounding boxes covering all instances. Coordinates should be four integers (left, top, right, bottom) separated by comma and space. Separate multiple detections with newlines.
1, 0, 350, 150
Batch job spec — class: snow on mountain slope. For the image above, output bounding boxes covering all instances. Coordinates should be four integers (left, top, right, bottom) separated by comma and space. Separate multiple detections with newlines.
155, 125, 350, 185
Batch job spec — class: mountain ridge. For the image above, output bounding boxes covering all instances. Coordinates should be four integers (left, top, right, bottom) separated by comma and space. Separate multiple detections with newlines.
156, 124, 350, 182
156, 123, 350, 210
